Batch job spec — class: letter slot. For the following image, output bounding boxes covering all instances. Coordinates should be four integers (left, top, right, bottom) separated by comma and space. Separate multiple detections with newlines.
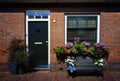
34, 42, 43, 45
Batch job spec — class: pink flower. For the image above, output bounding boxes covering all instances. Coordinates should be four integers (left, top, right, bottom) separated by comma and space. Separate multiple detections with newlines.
81, 41, 91, 47
65, 42, 73, 47
94, 42, 107, 47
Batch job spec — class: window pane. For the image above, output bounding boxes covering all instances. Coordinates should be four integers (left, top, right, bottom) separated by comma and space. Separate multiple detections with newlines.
87, 17, 97, 28
78, 17, 87, 28
29, 15, 34, 19
26, 10, 50, 19
42, 16, 48, 19
77, 29, 86, 39
67, 17, 77, 28
86, 29, 96, 39
67, 29, 77, 38
77, 29, 96, 43
67, 40, 74, 43
36, 16, 41, 19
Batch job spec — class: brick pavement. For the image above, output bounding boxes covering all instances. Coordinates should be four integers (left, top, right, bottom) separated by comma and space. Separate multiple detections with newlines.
0, 63, 120, 81
0, 70, 120, 81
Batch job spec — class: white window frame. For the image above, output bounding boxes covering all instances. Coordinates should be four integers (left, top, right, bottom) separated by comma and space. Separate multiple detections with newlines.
65, 15, 100, 43
26, 10, 50, 70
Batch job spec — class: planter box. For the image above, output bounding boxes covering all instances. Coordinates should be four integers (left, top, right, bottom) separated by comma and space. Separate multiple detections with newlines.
65, 56, 104, 77
75, 57, 95, 70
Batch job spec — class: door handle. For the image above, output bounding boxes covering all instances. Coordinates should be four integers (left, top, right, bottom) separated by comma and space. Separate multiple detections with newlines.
34, 42, 43, 45
46, 41, 48, 43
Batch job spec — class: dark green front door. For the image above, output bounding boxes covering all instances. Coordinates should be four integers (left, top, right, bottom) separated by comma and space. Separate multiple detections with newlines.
28, 21, 48, 69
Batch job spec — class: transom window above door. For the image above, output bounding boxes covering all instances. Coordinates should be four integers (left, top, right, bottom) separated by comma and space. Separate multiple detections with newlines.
26, 10, 50, 19
65, 15, 100, 44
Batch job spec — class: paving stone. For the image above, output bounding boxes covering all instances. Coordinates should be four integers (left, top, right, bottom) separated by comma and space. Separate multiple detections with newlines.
1, 63, 120, 81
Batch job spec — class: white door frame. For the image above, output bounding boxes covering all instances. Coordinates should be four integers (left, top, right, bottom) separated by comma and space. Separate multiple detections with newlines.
26, 10, 50, 70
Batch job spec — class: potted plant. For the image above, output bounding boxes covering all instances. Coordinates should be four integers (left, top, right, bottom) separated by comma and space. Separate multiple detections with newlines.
54, 46, 64, 54
54, 46, 65, 62
12, 50, 29, 74
93, 42, 109, 60
7, 37, 29, 74
91, 42, 109, 72
73, 42, 93, 58
64, 42, 73, 54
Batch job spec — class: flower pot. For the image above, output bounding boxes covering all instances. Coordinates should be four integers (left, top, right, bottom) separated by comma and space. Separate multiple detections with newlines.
7, 60, 17, 75
7, 60, 28, 75
64, 48, 71, 54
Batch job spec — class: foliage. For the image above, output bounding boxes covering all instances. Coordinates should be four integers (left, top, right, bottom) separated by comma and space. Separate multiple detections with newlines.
74, 43, 86, 51
54, 41, 110, 72
54, 41, 109, 60
9, 38, 26, 55
71, 46, 78, 54
93, 58, 107, 71
65, 56, 76, 73
12, 51, 29, 64
8, 37, 29, 64
89, 46, 95, 51
93, 42, 109, 59
54, 46, 64, 54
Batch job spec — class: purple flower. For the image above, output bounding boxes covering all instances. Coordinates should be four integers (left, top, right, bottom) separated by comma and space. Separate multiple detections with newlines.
81, 41, 91, 47
100, 42, 107, 47
94, 42, 107, 48
94, 42, 100, 47
65, 42, 73, 47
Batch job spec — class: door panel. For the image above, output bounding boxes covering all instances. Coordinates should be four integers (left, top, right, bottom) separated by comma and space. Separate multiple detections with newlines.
28, 21, 48, 69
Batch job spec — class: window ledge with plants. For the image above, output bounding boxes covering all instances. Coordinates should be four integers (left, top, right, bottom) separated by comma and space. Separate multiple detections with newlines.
54, 41, 109, 76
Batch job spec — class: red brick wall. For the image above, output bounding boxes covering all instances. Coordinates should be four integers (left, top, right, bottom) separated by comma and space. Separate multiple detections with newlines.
100, 12, 120, 62
50, 11, 120, 63
0, 9, 120, 64
0, 12, 25, 63
50, 12, 65, 62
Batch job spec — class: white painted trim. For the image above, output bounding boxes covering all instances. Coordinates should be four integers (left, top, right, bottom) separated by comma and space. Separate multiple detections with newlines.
48, 15, 50, 68
65, 15, 67, 44
66, 15, 99, 17
26, 10, 50, 70
65, 15, 100, 43
27, 19, 49, 21
26, 15, 29, 52
97, 15, 100, 42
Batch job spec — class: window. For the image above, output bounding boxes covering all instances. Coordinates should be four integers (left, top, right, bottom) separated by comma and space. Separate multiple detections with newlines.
65, 15, 100, 44
26, 10, 50, 19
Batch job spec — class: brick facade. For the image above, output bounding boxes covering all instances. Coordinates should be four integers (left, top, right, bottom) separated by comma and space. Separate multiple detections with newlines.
50, 12, 65, 62
0, 12, 25, 63
0, 7, 120, 64
100, 12, 120, 62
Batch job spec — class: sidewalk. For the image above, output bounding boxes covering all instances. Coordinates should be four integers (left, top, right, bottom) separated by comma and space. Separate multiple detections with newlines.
0, 63, 120, 81
1, 71, 120, 81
